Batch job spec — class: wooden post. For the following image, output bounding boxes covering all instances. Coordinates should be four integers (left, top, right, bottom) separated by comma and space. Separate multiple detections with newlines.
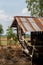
17, 24, 22, 40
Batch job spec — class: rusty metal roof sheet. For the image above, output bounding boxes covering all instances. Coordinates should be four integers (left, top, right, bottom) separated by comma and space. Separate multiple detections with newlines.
11, 16, 43, 33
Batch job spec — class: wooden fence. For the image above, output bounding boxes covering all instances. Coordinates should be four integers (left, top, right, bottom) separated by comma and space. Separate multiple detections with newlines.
1, 36, 14, 45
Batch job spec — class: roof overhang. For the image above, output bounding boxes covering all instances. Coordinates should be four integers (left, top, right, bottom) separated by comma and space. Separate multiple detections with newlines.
11, 16, 43, 33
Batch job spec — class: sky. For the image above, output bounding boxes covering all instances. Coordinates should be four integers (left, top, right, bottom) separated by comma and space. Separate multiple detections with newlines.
0, 0, 30, 35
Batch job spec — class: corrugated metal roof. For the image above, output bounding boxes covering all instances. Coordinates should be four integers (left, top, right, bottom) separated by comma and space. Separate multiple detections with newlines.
11, 16, 43, 33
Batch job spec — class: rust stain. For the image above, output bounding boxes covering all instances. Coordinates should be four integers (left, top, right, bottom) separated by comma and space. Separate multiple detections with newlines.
33, 18, 43, 31
16, 17, 28, 32
11, 16, 43, 32
25, 18, 36, 31
40, 18, 43, 22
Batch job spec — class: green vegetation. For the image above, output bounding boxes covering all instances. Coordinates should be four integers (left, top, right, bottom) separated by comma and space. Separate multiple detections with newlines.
6, 27, 18, 45
0, 25, 18, 45
1, 35, 19, 45
0, 24, 4, 45
26, 0, 43, 17
25, 34, 30, 38
0, 26, 30, 46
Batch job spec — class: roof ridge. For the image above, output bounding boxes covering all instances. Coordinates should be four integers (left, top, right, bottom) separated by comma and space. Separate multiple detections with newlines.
14, 16, 37, 18
14, 16, 43, 18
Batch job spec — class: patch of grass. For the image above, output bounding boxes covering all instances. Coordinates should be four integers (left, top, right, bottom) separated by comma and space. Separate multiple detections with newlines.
1, 40, 7, 45
1, 35, 30, 45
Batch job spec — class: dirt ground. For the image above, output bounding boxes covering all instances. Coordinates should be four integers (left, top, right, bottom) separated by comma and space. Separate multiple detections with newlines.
0, 45, 31, 65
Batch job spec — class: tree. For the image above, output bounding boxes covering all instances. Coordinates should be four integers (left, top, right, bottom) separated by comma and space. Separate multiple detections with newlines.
0, 24, 3, 45
6, 27, 17, 45
26, 0, 43, 17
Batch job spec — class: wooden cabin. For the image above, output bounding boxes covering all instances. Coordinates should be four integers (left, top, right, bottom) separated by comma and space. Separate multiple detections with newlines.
11, 16, 43, 40
11, 16, 43, 65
